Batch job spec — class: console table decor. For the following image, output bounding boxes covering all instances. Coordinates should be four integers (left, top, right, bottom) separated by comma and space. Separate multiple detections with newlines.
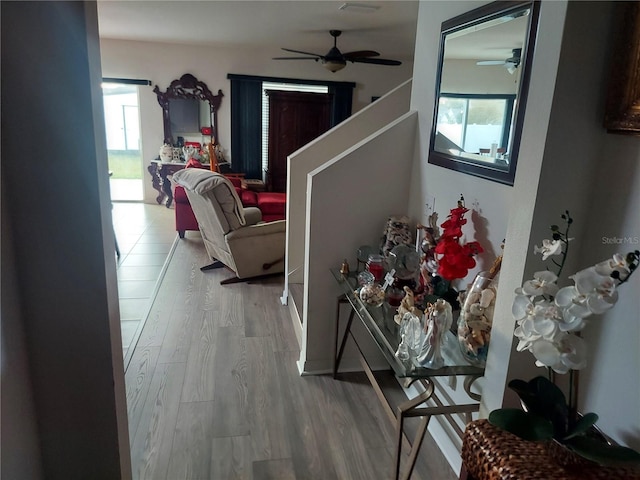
148, 160, 245, 207
331, 269, 484, 480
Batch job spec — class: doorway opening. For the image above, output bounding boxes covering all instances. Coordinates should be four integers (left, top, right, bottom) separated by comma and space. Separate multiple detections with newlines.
102, 82, 143, 201
261, 82, 329, 184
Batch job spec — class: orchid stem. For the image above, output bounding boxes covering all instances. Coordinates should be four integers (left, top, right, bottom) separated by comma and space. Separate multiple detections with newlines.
555, 212, 572, 278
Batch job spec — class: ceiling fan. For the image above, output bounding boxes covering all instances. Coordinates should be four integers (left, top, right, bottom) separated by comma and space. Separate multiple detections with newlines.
273, 30, 402, 73
477, 48, 522, 74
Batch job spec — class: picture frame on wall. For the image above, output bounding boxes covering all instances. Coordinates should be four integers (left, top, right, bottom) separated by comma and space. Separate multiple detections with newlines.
604, 2, 640, 135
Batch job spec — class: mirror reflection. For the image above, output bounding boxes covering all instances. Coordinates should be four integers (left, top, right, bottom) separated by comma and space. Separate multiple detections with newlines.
429, 1, 539, 185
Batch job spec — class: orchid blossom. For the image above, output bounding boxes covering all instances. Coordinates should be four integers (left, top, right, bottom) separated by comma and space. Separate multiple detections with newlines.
513, 211, 638, 374
434, 196, 483, 281
533, 239, 564, 261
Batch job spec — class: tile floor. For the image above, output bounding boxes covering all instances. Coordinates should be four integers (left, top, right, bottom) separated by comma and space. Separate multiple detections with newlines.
112, 201, 176, 360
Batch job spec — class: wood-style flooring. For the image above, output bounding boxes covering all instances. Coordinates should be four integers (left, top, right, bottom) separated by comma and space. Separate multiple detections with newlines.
124, 232, 457, 480
113, 202, 175, 360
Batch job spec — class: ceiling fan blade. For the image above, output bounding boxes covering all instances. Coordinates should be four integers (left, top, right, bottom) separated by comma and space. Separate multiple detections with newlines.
343, 50, 380, 59
281, 47, 323, 58
477, 60, 505, 66
351, 57, 402, 66
273, 57, 320, 61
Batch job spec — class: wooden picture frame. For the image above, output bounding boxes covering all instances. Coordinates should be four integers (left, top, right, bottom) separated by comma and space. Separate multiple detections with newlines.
604, 2, 640, 135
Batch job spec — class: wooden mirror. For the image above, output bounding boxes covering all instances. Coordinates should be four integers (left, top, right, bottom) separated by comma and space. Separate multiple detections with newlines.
428, 1, 540, 185
153, 73, 223, 146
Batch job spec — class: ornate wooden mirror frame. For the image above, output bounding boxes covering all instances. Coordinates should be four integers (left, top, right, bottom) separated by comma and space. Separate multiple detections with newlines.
153, 73, 223, 145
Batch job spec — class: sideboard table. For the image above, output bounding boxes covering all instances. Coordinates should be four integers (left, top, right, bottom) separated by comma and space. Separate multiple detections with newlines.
148, 161, 191, 207
148, 160, 246, 207
331, 269, 484, 480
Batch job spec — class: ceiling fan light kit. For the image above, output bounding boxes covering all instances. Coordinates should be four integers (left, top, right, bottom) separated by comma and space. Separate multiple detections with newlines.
323, 59, 347, 72
273, 29, 401, 73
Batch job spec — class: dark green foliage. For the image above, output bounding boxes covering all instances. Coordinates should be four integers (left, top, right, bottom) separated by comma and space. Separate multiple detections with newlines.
488, 376, 640, 466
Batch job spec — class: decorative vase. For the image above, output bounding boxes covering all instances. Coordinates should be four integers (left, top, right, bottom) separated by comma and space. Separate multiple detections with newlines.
159, 143, 173, 162
366, 254, 386, 283
359, 282, 385, 308
457, 271, 497, 367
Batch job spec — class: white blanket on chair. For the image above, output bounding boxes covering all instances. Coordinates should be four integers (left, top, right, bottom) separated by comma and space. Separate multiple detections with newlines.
173, 169, 245, 227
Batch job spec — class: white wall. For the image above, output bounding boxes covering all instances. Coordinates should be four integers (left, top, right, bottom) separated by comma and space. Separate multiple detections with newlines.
99, 38, 414, 203
529, 1, 640, 451
410, 0, 640, 455
1, 2, 131, 477
1, 186, 44, 479
580, 135, 640, 451
285, 79, 412, 292
300, 111, 417, 373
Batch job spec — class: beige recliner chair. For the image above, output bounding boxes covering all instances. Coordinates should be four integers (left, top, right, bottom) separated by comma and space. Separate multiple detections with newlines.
173, 168, 285, 284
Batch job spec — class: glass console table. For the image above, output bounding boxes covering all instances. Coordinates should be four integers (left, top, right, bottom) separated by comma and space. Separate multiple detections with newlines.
331, 269, 484, 480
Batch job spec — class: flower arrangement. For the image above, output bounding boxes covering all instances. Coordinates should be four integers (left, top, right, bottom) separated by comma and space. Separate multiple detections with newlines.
489, 211, 640, 466
435, 197, 483, 281
417, 195, 483, 305
512, 211, 638, 373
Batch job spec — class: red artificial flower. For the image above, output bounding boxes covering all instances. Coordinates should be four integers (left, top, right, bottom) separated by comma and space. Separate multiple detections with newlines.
434, 198, 483, 281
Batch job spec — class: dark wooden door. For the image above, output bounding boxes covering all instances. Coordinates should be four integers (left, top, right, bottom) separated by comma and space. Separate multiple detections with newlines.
267, 91, 332, 192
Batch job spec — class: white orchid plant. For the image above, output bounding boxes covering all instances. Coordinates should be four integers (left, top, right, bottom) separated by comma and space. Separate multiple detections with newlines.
512, 211, 638, 374
489, 211, 640, 466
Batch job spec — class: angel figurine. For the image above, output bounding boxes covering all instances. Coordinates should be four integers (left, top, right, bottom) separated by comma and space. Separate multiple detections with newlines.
417, 298, 453, 369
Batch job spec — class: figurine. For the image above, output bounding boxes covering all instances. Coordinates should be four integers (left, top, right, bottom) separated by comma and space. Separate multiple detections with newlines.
340, 259, 350, 275
396, 311, 424, 358
394, 286, 419, 325
417, 298, 453, 369
182, 145, 197, 162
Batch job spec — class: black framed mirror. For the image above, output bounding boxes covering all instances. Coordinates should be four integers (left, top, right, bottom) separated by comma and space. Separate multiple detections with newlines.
153, 73, 223, 146
428, 1, 540, 185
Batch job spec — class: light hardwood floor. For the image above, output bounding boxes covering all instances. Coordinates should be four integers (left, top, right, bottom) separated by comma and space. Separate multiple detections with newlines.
113, 202, 176, 359
123, 228, 457, 480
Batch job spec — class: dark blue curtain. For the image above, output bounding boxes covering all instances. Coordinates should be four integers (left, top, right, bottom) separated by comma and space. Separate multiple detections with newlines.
229, 76, 263, 178
228, 74, 355, 179
328, 84, 353, 127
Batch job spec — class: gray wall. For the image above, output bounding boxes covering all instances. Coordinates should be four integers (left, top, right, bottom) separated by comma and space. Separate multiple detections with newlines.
1, 2, 130, 478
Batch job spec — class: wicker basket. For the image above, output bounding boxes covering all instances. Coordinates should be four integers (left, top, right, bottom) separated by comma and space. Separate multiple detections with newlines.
461, 419, 640, 480
546, 439, 598, 470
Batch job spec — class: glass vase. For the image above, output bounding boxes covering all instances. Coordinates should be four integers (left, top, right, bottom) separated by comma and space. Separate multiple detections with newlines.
457, 271, 497, 367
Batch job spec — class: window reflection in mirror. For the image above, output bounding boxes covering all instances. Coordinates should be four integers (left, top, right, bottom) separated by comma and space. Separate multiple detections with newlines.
429, 1, 539, 185
436, 94, 515, 165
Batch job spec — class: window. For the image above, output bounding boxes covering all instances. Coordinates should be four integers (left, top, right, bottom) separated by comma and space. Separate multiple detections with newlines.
436, 94, 515, 154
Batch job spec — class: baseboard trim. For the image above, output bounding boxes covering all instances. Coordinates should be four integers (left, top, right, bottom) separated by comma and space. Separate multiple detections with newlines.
297, 356, 389, 376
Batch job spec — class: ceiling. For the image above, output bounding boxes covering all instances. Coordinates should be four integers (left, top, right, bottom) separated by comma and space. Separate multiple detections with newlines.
97, 1, 420, 63
444, 11, 531, 62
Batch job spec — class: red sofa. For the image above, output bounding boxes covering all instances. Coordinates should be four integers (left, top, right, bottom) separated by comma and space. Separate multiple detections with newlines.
174, 175, 286, 238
